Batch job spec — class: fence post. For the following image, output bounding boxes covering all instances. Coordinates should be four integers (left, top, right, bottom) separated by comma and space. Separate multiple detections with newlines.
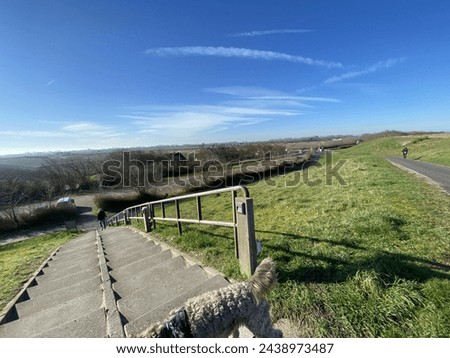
175, 200, 182, 235
124, 211, 129, 225
232, 191, 239, 259
150, 204, 156, 230
142, 206, 152, 232
235, 196, 257, 277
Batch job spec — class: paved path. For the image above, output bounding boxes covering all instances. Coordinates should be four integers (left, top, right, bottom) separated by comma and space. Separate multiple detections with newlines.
386, 157, 450, 194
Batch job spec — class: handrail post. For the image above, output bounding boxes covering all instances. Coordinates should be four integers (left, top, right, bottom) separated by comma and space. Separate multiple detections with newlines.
235, 196, 257, 277
150, 204, 156, 229
196, 196, 202, 221
232, 190, 239, 258
142, 205, 152, 232
175, 199, 182, 235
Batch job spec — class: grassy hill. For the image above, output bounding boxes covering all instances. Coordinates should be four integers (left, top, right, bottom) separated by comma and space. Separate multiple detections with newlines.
354, 133, 450, 166
148, 134, 450, 337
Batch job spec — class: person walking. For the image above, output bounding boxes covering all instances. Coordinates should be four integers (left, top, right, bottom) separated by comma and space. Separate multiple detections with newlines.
97, 208, 107, 230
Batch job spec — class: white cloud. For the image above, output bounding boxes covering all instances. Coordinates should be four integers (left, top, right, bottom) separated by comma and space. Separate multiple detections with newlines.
0, 130, 63, 138
145, 46, 343, 69
119, 86, 339, 144
229, 29, 313, 37
118, 102, 301, 139
205, 86, 340, 103
324, 58, 405, 84
204, 86, 282, 98
62, 121, 120, 138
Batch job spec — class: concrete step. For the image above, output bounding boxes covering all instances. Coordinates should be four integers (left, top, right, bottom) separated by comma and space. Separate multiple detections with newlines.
36, 259, 99, 285
106, 245, 163, 270
49, 246, 99, 263
0, 289, 103, 337
117, 264, 210, 323
57, 242, 97, 255
109, 250, 172, 282
58, 235, 97, 250
104, 241, 157, 261
102, 234, 150, 248
103, 238, 153, 252
33, 308, 107, 338
112, 255, 187, 298
60, 231, 96, 248
40, 256, 99, 279
27, 268, 100, 298
100, 229, 143, 243
16, 275, 102, 317
35, 263, 99, 285
124, 274, 229, 337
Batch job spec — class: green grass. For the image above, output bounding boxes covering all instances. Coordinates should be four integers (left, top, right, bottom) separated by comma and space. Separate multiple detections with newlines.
0, 231, 78, 311
352, 133, 450, 166
135, 135, 450, 337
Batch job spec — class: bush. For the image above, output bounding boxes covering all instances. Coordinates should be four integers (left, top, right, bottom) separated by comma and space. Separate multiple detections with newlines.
0, 207, 77, 234
94, 190, 167, 212
24, 207, 77, 226
0, 216, 16, 232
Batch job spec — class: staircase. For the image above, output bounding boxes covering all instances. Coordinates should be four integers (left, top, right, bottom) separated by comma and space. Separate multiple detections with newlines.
0, 227, 230, 337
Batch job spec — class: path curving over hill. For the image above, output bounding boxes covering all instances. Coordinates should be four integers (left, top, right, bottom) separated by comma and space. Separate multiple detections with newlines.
386, 156, 450, 194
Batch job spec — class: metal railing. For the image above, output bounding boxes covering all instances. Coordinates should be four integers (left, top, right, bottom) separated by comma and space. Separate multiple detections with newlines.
107, 185, 257, 276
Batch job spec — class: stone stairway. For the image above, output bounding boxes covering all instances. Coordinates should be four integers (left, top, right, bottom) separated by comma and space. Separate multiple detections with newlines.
0, 227, 230, 337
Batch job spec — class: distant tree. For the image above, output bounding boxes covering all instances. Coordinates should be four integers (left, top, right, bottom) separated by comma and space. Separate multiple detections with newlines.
0, 176, 27, 227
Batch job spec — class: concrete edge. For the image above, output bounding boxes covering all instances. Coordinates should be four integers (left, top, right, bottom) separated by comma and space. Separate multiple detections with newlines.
96, 230, 125, 338
386, 158, 450, 196
127, 226, 231, 282
0, 246, 61, 325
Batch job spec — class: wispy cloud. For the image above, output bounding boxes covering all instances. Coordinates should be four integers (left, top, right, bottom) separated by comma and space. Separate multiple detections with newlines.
145, 46, 343, 69
0, 122, 121, 140
62, 121, 121, 138
118, 101, 302, 139
46, 80, 56, 86
205, 86, 340, 103
229, 29, 313, 37
120, 86, 339, 140
324, 58, 406, 84
0, 130, 62, 138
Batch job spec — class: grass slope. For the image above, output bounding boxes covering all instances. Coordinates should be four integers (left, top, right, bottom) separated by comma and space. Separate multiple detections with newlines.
146, 136, 450, 337
354, 133, 450, 166
0, 231, 78, 311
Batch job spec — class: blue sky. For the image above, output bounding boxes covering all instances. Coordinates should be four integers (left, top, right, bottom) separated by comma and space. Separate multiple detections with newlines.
1, 0, 449, 155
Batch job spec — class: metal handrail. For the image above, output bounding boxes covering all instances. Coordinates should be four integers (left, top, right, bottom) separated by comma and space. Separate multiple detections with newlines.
107, 185, 248, 244
106, 185, 256, 276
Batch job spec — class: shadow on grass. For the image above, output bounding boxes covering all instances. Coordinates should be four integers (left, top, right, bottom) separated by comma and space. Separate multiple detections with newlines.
257, 229, 450, 285
257, 230, 366, 250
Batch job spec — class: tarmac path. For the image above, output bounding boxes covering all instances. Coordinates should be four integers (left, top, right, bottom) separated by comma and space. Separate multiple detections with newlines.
386, 156, 450, 194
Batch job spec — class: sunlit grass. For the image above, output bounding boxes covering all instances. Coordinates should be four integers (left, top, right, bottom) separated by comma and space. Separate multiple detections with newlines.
131, 136, 450, 337
0, 231, 78, 311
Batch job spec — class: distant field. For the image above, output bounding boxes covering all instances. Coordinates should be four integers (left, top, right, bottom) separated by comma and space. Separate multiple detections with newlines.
0, 156, 48, 170
145, 135, 450, 337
